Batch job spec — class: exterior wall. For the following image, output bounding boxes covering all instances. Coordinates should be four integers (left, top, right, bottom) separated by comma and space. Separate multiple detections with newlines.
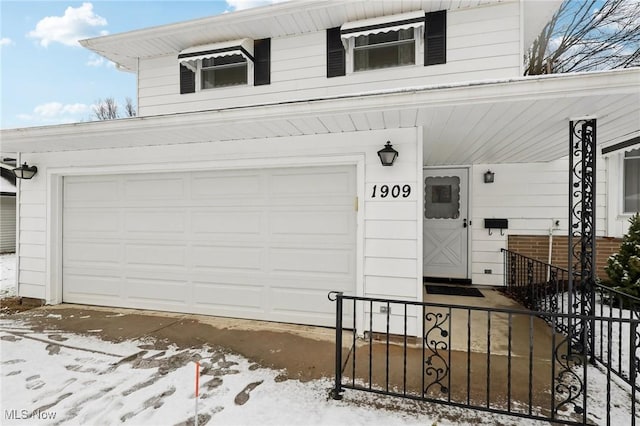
138, 2, 521, 116
17, 127, 423, 334
0, 195, 16, 253
507, 235, 622, 282
469, 155, 608, 286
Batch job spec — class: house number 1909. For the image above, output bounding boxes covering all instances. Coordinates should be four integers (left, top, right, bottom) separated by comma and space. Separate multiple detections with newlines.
371, 184, 411, 198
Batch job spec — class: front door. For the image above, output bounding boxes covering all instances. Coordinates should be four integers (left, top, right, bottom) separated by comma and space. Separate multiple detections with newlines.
423, 168, 469, 279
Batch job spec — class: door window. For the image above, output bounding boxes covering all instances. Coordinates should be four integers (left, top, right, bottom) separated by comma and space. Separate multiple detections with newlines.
424, 176, 460, 219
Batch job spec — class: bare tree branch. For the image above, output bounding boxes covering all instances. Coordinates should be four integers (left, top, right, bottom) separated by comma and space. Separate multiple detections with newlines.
525, 0, 640, 75
93, 97, 119, 120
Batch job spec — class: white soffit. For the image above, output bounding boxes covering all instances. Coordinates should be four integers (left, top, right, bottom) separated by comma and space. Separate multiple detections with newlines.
340, 10, 425, 41
2, 69, 638, 165
178, 38, 254, 68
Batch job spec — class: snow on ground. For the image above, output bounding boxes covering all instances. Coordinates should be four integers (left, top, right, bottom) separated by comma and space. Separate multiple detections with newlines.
0, 253, 16, 298
0, 317, 549, 426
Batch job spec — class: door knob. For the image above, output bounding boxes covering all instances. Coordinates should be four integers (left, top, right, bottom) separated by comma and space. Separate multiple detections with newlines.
463, 218, 468, 228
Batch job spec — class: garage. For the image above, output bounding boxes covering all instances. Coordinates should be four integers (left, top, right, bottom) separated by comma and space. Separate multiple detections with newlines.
62, 165, 356, 326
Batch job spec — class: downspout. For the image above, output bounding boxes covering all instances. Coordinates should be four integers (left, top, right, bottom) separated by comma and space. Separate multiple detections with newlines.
547, 219, 560, 281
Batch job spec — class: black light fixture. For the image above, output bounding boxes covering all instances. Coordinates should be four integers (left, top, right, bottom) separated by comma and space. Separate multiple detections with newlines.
12, 162, 38, 180
484, 170, 495, 184
377, 141, 398, 166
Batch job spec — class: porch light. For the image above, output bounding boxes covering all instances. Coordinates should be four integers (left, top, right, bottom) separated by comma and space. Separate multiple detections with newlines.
377, 141, 398, 166
12, 163, 38, 180
484, 170, 495, 184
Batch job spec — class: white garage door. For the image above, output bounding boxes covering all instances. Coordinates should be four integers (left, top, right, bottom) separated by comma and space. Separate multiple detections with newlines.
62, 166, 356, 326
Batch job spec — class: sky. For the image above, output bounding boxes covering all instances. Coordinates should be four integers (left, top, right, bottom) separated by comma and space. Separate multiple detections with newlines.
0, 0, 283, 129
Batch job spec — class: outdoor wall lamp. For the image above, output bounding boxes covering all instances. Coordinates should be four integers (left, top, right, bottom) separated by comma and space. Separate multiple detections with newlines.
12, 163, 38, 180
484, 170, 495, 184
377, 141, 398, 166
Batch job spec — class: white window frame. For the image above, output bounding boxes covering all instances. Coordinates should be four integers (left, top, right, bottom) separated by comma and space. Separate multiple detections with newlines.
197, 56, 252, 91
622, 148, 640, 214
346, 27, 423, 74
341, 11, 425, 75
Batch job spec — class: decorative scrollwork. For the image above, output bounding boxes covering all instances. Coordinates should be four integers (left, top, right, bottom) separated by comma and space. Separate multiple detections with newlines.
424, 311, 450, 395
553, 334, 585, 416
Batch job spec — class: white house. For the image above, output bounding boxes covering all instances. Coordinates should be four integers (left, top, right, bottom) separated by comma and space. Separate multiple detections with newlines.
1, 0, 639, 334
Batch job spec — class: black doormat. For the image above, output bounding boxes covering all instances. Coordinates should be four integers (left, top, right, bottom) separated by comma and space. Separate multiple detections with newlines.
425, 284, 484, 298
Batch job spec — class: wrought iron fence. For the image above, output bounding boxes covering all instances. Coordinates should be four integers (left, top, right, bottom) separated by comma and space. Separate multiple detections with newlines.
328, 291, 639, 426
502, 248, 640, 392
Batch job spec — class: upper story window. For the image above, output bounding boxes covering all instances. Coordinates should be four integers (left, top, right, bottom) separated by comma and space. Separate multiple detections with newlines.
201, 55, 247, 89
327, 10, 446, 78
624, 148, 640, 213
179, 38, 270, 94
354, 29, 415, 71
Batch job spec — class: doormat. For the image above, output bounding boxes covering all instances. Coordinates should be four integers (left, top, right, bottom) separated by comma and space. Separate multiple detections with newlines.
425, 285, 484, 298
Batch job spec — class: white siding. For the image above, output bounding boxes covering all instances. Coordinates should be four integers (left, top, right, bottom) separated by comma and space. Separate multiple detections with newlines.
606, 152, 635, 238
470, 156, 608, 286
17, 128, 422, 333
138, 2, 522, 116
0, 195, 16, 252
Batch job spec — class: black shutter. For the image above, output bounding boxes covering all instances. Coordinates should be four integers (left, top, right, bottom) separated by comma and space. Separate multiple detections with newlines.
254, 38, 271, 86
425, 10, 446, 66
326, 27, 345, 78
179, 64, 195, 94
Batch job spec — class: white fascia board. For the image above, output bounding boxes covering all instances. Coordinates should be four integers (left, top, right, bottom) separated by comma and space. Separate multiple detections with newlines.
2, 68, 638, 152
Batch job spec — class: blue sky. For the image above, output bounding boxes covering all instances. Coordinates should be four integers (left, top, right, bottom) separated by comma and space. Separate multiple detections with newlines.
0, 1, 281, 129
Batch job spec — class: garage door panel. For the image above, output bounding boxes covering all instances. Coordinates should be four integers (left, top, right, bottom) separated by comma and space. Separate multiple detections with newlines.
64, 210, 120, 233
124, 176, 186, 201
125, 211, 186, 233
64, 274, 121, 298
270, 248, 352, 275
191, 210, 264, 235
124, 244, 186, 267
64, 242, 121, 264
63, 165, 356, 326
126, 278, 188, 304
193, 282, 264, 310
65, 179, 119, 205
192, 173, 263, 199
270, 169, 354, 196
271, 211, 351, 237
192, 246, 264, 271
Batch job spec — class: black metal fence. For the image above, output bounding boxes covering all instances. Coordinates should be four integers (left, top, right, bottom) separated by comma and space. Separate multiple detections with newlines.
502, 248, 640, 392
328, 291, 639, 426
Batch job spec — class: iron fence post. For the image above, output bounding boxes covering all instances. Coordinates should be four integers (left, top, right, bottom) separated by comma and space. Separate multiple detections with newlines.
632, 320, 638, 426
329, 291, 344, 400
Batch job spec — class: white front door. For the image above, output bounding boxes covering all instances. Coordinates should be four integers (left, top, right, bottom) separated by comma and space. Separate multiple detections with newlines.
422, 168, 469, 279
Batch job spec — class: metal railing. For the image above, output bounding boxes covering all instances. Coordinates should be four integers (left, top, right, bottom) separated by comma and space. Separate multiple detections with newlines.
502, 248, 640, 391
329, 291, 639, 426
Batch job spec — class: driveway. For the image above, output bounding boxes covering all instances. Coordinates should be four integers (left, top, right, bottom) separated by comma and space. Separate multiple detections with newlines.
0, 304, 548, 425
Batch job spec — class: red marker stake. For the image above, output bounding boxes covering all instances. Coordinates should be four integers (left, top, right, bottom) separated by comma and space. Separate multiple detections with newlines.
195, 361, 200, 426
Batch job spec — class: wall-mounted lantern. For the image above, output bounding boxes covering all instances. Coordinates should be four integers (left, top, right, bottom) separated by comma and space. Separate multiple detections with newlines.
483, 170, 495, 184
12, 163, 38, 180
377, 141, 398, 166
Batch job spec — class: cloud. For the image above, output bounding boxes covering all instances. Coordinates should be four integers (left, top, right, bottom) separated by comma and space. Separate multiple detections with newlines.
0, 37, 13, 46
27, 2, 107, 47
17, 102, 92, 125
86, 54, 115, 68
225, 0, 288, 11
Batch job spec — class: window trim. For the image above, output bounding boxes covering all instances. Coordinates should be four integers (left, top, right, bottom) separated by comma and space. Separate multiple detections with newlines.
622, 147, 640, 214
340, 11, 426, 74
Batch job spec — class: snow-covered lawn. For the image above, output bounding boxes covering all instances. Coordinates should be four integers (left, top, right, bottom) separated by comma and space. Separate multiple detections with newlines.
0, 253, 16, 298
0, 317, 549, 426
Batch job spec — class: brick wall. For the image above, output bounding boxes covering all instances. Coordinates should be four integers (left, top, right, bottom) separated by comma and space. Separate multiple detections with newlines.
507, 235, 622, 281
